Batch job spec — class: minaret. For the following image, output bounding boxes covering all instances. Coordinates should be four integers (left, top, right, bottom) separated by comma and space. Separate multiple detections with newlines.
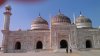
73, 13, 76, 24
3, 5, 12, 31
2, 5, 12, 53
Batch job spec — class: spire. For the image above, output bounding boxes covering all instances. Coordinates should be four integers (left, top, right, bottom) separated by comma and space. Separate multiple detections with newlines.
39, 13, 40, 16
80, 11, 82, 16
38, 12, 41, 17
59, 9, 61, 13
58, 9, 64, 16
58, 9, 62, 14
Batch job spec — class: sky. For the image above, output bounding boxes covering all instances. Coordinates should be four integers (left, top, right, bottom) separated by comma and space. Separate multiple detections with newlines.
0, 0, 100, 46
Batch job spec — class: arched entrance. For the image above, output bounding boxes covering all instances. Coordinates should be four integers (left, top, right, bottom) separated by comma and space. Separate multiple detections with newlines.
60, 40, 68, 48
15, 42, 21, 50
36, 41, 43, 49
86, 40, 92, 48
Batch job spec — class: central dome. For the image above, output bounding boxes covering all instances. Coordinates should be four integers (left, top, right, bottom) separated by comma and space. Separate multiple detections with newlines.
51, 12, 71, 25
31, 16, 49, 30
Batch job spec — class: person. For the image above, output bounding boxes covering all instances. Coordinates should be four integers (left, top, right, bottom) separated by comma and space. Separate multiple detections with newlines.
69, 47, 72, 53
66, 47, 68, 53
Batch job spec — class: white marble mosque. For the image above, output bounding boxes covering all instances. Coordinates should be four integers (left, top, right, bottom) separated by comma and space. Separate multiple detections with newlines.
2, 5, 100, 53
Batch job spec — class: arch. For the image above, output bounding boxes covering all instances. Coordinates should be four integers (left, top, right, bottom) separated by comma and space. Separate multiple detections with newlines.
36, 41, 43, 49
15, 42, 21, 50
60, 40, 68, 48
86, 40, 92, 48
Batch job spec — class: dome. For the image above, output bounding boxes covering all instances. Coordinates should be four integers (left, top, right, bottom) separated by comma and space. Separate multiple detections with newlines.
31, 16, 49, 30
5, 5, 11, 10
75, 15, 92, 28
51, 12, 71, 25
76, 15, 92, 23
32, 16, 48, 25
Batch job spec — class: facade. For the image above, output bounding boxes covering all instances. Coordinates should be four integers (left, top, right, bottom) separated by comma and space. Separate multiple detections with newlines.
2, 5, 100, 53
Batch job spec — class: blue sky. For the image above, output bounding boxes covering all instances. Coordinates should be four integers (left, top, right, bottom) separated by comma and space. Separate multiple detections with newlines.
0, 0, 100, 46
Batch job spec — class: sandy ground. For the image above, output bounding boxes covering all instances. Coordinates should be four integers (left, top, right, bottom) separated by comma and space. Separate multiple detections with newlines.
0, 50, 100, 56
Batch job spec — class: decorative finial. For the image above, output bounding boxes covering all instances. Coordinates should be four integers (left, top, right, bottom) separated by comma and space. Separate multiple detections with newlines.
58, 9, 61, 14
80, 11, 82, 16
39, 12, 41, 17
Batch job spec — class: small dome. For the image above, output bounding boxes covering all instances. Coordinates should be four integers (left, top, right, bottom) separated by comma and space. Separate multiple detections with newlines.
31, 16, 49, 30
51, 12, 71, 25
32, 16, 48, 25
75, 15, 92, 28
5, 5, 11, 10
76, 15, 92, 23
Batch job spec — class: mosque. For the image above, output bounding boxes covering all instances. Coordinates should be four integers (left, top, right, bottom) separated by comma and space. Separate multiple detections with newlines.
1, 5, 100, 53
